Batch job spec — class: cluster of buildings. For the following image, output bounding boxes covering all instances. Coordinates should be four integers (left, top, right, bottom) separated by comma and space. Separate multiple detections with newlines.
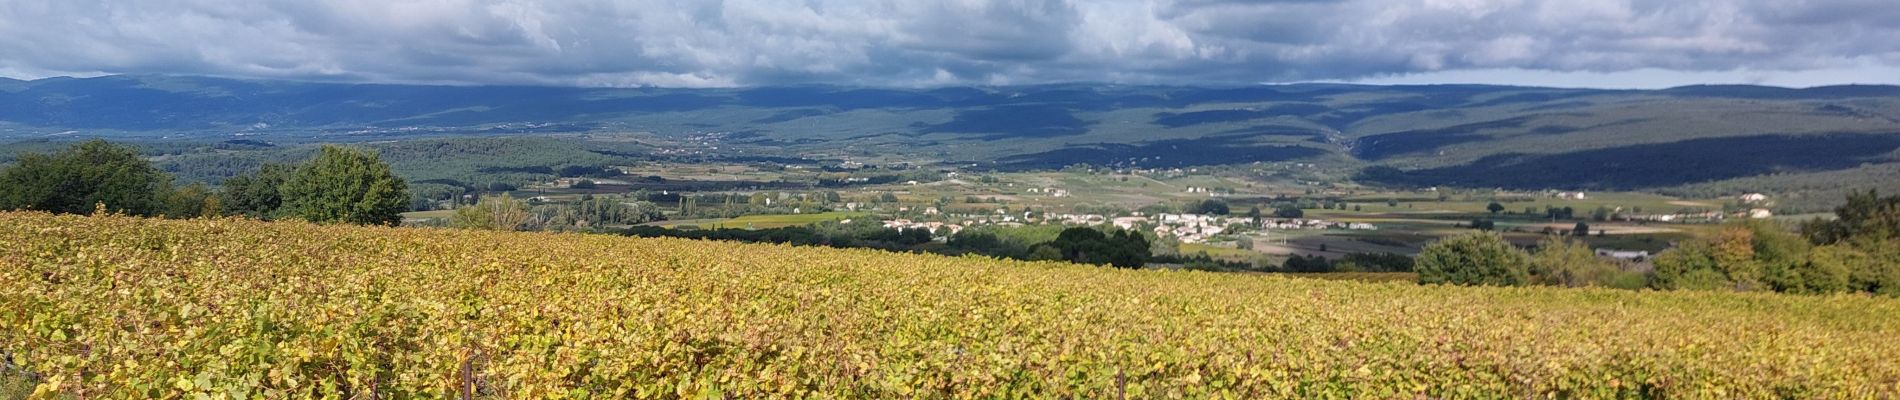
1025, 187, 1071, 197
1263, 219, 1377, 231
1148, 214, 1230, 243
881, 219, 965, 235
1038, 212, 1379, 244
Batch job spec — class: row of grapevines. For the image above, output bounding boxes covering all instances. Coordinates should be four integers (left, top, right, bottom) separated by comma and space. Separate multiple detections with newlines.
2, 211, 1897, 398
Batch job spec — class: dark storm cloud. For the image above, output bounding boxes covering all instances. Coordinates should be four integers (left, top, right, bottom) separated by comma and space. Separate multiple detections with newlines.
0, 0, 1895, 87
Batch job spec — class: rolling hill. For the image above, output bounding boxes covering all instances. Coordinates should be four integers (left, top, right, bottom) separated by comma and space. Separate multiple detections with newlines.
4, 75, 1900, 204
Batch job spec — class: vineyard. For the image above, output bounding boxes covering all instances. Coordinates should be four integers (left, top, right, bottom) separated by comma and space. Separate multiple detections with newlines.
3, 212, 1899, 398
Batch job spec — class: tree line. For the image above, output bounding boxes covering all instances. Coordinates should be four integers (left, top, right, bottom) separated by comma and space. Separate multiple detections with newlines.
0, 140, 411, 225
1415, 190, 1900, 296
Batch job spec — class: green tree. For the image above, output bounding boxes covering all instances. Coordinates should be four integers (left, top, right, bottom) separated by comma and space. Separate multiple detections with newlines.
1805, 189, 1900, 244
219, 163, 296, 219
1798, 245, 1862, 294
1744, 220, 1814, 293
1572, 222, 1591, 237
1415, 232, 1530, 286
1027, 245, 1064, 261
280, 146, 410, 225
0, 140, 170, 216
1652, 240, 1726, 290
161, 182, 220, 219
452, 195, 531, 231
1486, 201, 1505, 214
1529, 236, 1617, 287
1195, 199, 1230, 215
1043, 227, 1150, 268
1710, 225, 1763, 290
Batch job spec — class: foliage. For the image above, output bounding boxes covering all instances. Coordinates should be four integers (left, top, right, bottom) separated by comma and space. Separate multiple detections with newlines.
1651, 240, 1726, 291
160, 182, 220, 219
1528, 236, 1627, 288
1192, 199, 1230, 215
624, 222, 929, 250
280, 146, 411, 226
1805, 189, 1900, 245
1415, 232, 1531, 286
1281, 254, 1334, 273
4, 212, 1900, 397
1334, 252, 1415, 273
452, 195, 532, 231
0, 139, 171, 216
1038, 227, 1151, 268
529, 196, 666, 231
1656, 216, 1897, 296
218, 163, 295, 219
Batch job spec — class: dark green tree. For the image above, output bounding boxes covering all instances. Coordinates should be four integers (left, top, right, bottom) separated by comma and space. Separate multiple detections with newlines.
280, 146, 410, 225
1486, 201, 1505, 215
1416, 232, 1531, 286
1572, 222, 1591, 237
0, 139, 170, 216
219, 163, 296, 219
1195, 199, 1230, 215
1044, 227, 1150, 268
1805, 190, 1900, 244
162, 182, 220, 219
1282, 254, 1333, 273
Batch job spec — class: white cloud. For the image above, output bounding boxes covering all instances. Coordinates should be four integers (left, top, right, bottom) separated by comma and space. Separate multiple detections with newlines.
0, 0, 1894, 87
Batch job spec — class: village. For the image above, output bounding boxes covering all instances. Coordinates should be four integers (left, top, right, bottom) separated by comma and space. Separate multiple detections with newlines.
882, 210, 1378, 245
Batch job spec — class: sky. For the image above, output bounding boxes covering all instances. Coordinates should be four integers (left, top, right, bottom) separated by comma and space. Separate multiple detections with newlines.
2, 0, 1897, 89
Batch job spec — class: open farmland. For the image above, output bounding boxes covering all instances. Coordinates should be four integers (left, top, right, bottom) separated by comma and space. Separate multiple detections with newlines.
3, 212, 1899, 398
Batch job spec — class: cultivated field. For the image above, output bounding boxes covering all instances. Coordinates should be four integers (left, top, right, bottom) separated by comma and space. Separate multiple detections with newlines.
3, 212, 1897, 398
658, 211, 866, 229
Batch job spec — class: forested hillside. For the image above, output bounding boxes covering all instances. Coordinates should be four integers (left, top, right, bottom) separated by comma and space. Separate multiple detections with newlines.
5, 75, 1900, 208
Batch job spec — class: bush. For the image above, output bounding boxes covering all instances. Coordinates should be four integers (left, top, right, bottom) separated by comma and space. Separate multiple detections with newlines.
1416, 232, 1530, 286
1529, 236, 1620, 288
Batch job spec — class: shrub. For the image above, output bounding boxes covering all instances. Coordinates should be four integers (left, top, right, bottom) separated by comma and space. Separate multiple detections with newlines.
1416, 232, 1530, 286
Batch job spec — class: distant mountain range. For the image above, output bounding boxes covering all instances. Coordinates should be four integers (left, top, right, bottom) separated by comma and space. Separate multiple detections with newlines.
4, 74, 1900, 200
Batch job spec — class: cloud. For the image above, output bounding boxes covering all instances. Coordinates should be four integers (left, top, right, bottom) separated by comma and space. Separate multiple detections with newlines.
0, 0, 1895, 87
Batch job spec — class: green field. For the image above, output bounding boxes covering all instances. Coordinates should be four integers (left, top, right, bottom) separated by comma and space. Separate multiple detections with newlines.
662, 211, 866, 229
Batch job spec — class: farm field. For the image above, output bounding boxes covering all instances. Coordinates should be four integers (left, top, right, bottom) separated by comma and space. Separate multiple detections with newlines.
658, 211, 866, 229
4, 212, 1898, 398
